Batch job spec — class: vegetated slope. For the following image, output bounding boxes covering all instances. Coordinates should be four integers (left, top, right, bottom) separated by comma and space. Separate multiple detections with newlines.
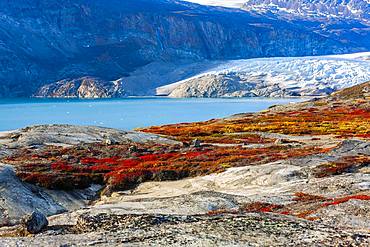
157, 52, 370, 97
0, 0, 362, 97
147, 81, 370, 146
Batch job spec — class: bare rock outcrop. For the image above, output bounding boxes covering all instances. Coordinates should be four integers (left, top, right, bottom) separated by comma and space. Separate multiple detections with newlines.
34, 77, 126, 98
0, 164, 101, 227
1, 124, 179, 149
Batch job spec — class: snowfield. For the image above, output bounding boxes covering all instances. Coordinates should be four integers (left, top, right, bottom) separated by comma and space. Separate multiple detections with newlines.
157, 52, 370, 97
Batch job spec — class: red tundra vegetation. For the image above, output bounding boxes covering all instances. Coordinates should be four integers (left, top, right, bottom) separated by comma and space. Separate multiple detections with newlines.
207, 192, 370, 221
314, 155, 370, 178
3, 142, 329, 194
141, 104, 370, 143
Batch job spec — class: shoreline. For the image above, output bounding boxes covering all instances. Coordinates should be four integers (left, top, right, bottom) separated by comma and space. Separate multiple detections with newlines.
0, 97, 303, 133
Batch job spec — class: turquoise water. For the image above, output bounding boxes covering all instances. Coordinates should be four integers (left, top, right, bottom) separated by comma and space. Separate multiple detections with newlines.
0, 97, 302, 131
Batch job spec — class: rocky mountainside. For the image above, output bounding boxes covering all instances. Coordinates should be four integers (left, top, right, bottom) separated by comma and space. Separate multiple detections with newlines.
157, 52, 370, 98
242, 0, 370, 21
188, 0, 370, 22
0, 82, 369, 245
0, 0, 365, 97
34, 77, 126, 98
189, 0, 370, 56
243, 0, 370, 49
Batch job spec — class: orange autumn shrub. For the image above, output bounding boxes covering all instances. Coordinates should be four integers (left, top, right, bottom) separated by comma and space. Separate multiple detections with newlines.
293, 192, 327, 202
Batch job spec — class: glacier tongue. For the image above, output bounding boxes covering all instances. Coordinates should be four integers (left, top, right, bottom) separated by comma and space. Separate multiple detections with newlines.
157, 52, 370, 98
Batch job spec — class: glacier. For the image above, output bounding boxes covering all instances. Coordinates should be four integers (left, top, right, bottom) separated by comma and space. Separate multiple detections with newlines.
157, 52, 370, 97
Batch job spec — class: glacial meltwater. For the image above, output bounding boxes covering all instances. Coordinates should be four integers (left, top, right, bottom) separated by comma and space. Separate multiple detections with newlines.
0, 97, 303, 131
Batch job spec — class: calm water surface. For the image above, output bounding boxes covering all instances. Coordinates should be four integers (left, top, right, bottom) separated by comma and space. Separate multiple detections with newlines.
0, 97, 303, 131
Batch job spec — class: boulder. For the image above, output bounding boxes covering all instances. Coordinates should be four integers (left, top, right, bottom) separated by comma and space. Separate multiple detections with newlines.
191, 139, 202, 148
23, 211, 48, 234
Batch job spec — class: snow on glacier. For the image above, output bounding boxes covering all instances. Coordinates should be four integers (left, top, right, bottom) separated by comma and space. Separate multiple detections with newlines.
157, 52, 370, 96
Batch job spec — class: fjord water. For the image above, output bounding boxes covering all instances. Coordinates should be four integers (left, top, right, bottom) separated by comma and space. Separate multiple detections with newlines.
0, 97, 302, 131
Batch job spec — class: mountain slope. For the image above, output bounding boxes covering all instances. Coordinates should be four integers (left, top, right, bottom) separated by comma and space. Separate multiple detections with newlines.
157, 52, 370, 97
243, 0, 370, 50
0, 0, 364, 97
242, 0, 370, 21
34, 76, 126, 98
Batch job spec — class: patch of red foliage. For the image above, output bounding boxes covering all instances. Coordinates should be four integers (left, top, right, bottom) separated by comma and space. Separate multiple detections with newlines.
206, 201, 287, 217
356, 133, 370, 138
51, 162, 75, 172
279, 211, 291, 215
322, 195, 370, 207
295, 210, 317, 219
241, 202, 284, 213
293, 192, 327, 202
